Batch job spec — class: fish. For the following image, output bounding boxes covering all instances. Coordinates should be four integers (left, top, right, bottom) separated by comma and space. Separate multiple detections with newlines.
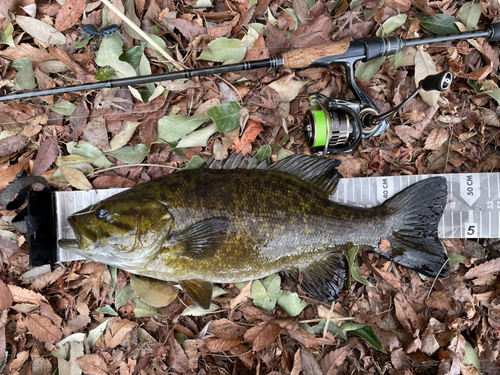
59, 154, 449, 309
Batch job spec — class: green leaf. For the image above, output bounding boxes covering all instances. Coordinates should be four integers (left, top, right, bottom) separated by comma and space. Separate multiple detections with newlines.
144, 33, 173, 62
277, 291, 307, 317
462, 340, 480, 370
134, 299, 159, 318
212, 286, 228, 298
448, 253, 467, 267
105, 144, 149, 164
420, 14, 459, 35
176, 123, 217, 148
194, 0, 213, 7
45, 101, 77, 116
156, 114, 211, 143
66, 141, 114, 169
87, 319, 110, 348
277, 148, 294, 160
350, 0, 362, 10
346, 247, 373, 287
96, 305, 118, 316
340, 323, 387, 353
181, 302, 220, 316
355, 56, 385, 81
73, 38, 90, 49
114, 284, 132, 310
184, 155, 205, 170
250, 275, 281, 313
95, 33, 137, 78
208, 102, 242, 132
109, 266, 118, 294
255, 145, 272, 163
376, 14, 407, 37
198, 38, 247, 62
390, 51, 403, 70
0, 23, 15, 47
458, 1, 483, 30
120, 46, 144, 68
300, 320, 347, 340
175, 332, 189, 343
95, 66, 119, 81
130, 274, 178, 308
13, 58, 36, 90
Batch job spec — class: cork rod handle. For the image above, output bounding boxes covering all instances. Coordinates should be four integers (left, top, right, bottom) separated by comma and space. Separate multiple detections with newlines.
281, 41, 351, 69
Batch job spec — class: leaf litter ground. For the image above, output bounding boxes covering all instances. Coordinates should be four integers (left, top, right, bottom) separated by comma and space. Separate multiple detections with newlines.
1, 0, 500, 374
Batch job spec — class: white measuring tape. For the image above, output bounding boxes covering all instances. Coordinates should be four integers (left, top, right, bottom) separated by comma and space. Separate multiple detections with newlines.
55, 172, 500, 262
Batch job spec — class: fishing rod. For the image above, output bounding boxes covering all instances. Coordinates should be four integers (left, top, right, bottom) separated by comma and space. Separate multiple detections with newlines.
1, 24, 499, 154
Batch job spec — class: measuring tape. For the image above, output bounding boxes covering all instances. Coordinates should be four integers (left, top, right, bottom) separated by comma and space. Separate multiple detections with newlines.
52, 173, 499, 263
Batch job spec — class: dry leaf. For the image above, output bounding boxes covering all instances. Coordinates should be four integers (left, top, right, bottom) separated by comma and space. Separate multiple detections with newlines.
8, 284, 47, 305
206, 338, 243, 352
300, 349, 322, 375
394, 292, 419, 333
0, 136, 27, 157
424, 128, 448, 151
54, 0, 87, 31
0, 281, 13, 310
60, 167, 93, 190
209, 318, 247, 339
75, 354, 108, 375
25, 313, 63, 343
464, 257, 500, 279
84, 117, 110, 151
230, 281, 253, 310
32, 136, 59, 176
106, 319, 137, 348
244, 322, 282, 351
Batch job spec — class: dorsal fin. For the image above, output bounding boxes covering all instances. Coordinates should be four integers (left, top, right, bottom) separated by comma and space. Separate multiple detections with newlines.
267, 154, 341, 196
205, 153, 268, 170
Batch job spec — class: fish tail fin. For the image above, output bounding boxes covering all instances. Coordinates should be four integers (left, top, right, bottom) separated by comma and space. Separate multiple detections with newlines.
376, 177, 449, 278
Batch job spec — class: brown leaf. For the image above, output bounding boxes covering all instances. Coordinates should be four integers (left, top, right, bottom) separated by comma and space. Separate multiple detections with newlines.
266, 22, 290, 56
8, 284, 47, 305
166, 18, 207, 41
464, 257, 500, 279
0, 237, 18, 262
182, 339, 206, 370
244, 322, 282, 351
229, 281, 253, 310
32, 136, 59, 176
25, 313, 63, 343
167, 332, 189, 373
206, 338, 243, 352
290, 16, 333, 48
0, 44, 53, 67
66, 100, 89, 141
427, 291, 454, 310
229, 344, 255, 369
54, 0, 86, 31
0, 136, 27, 157
394, 292, 419, 333
424, 128, 448, 151
0, 281, 13, 310
92, 175, 137, 189
385, 0, 411, 12
8, 350, 30, 373
395, 125, 422, 144
300, 349, 322, 375
286, 328, 332, 348
106, 319, 137, 349
75, 354, 108, 375
84, 116, 110, 151
290, 349, 302, 375
0, 162, 29, 191
209, 318, 247, 339
320, 346, 353, 375
242, 28, 269, 81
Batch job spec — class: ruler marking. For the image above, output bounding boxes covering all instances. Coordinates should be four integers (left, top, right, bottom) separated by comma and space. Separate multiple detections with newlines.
480, 210, 482, 238
489, 211, 491, 238
460, 211, 463, 238
488, 173, 491, 199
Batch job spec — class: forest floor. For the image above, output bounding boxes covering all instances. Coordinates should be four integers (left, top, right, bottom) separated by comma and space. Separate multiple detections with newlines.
0, 0, 500, 374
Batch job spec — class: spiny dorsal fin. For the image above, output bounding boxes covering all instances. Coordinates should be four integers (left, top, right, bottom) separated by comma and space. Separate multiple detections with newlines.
180, 279, 213, 309
284, 252, 347, 302
205, 153, 268, 170
267, 154, 341, 196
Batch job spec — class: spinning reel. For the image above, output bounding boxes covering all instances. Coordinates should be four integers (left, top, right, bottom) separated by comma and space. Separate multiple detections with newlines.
302, 70, 453, 154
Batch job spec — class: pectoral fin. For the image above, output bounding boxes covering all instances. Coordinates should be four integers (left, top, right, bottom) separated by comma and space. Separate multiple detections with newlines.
180, 279, 213, 309
284, 252, 347, 302
170, 218, 230, 260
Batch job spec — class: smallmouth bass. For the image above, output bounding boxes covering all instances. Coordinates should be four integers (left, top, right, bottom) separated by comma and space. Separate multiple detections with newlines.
59, 155, 449, 309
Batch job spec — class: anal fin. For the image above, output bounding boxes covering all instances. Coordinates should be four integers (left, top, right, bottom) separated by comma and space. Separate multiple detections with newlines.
180, 279, 213, 309
284, 252, 347, 302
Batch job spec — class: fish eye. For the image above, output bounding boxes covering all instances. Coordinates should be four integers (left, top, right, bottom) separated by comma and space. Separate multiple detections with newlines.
95, 208, 109, 219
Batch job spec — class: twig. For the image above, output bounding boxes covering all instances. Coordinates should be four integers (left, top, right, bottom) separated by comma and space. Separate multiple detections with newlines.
88, 163, 180, 177
323, 302, 335, 339
100, 0, 185, 70
299, 317, 354, 324
426, 258, 449, 300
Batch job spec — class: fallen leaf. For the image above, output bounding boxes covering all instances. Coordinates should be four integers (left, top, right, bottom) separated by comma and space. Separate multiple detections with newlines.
244, 322, 282, 351
75, 354, 108, 375
60, 167, 93, 190
8, 284, 47, 305
209, 318, 247, 339
206, 338, 243, 352
106, 319, 137, 348
25, 313, 63, 343
0, 281, 13, 310
0, 136, 27, 157
300, 349, 322, 375
166, 18, 207, 41
130, 275, 178, 308
32, 136, 59, 176
290, 15, 333, 48
84, 117, 111, 151
424, 128, 448, 150
464, 258, 500, 279
54, 0, 86, 31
